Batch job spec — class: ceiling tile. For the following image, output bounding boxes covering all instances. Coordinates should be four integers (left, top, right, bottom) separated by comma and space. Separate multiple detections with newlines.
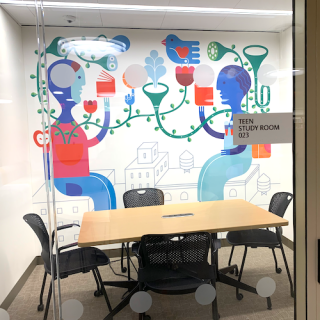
2, 5, 36, 25
235, 0, 292, 11
161, 12, 226, 31
100, 10, 165, 29
98, 0, 170, 4
167, 0, 241, 8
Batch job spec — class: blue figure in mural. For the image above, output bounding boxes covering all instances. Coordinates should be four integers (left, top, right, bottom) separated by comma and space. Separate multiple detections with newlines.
48, 59, 117, 210
162, 34, 200, 65
198, 65, 252, 202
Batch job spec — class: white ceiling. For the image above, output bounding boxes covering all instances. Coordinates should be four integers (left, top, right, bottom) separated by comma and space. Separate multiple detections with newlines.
1, 0, 293, 32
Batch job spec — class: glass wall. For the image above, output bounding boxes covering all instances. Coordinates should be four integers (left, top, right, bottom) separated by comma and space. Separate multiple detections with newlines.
0, 0, 306, 319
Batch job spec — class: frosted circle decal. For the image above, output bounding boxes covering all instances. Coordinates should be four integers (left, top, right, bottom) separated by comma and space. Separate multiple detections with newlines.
257, 64, 277, 86
256, 277, 276, 298
0, 309, 10, 320
61, 299, 84, 320
51, 64, 76, 88
130, 292, 152, 313
194, 65, 215, 87
195, 284, 216, 305
124, 64, 148, 88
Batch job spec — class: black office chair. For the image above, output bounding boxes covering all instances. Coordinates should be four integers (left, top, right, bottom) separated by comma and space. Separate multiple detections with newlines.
226, 192, 294, 299
136, 232, 218, 320
23, 214, 112, 320
121, 188, 164, 277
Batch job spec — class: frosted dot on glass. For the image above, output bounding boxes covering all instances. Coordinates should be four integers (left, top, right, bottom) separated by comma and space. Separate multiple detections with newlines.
62, 299, 84, 320
0, 309, 10, 320
195, 284, 216, 305
130, 292, 152, 313
256, 277, 276, 298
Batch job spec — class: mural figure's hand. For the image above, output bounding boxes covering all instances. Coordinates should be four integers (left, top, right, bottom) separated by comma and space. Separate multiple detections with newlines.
221, 149, 231, 155
125, 89, 135, 105
104, 98, 111, 111
199, 106, 205, 118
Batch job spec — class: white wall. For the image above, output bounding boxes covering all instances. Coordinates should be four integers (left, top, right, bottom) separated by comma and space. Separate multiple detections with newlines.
280, 26, 294, 241
0, 8, 36, 306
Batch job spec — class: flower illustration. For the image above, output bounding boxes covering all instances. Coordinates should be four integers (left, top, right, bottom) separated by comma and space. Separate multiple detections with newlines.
84, 100, 97, 114
207, 41, 233, 61
175, 66, 195, 87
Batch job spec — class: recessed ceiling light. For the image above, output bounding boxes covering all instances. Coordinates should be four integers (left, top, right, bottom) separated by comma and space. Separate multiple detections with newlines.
0, 1, 293, 16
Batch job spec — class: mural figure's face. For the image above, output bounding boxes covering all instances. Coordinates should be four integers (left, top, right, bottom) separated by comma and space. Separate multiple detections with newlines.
217, 71, 245, 106
71, 67, 86, 104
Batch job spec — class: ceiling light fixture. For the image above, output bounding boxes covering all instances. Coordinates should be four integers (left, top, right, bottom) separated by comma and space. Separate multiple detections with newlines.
0, 1, 293, 16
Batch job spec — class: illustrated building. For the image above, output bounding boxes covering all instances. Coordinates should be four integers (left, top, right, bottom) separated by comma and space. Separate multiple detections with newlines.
125, 142, 169, 190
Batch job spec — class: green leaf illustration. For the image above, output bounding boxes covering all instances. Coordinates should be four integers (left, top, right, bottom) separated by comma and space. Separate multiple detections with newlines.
147, 117, 151, 122
71, 121, 76, 126
213, 107, 217, 112
244, 62, 249, 66
179, 89, 184, 93
126, 123, 131, 127
185, 100, 190, 104
42, 80, 45, 85
50, 109, 55, 114
30, 74, 36, 79
155, 127, 160, 131
252, 105, 256, 109
41, 63, 45, 68
83, 114, 89, 118
162, 115, 165, 120
56, 120, 60, 125
91, 54, 96, 61
31, 92, 37, 97
231, 44, 235, 49
188, 137, 192, 142
248, 67, 252, 71
110, 129, 114, 135
73, 133, 79, 137
266, 108, 270, 112
64, 130, 70, 135
241, 103, 246, 107
191, 125, 195, 130
35, 50, 38, 55
43, 89, 47, 96
136, 109, 140, 115
254, 111, 258, 114
80, 51, 85, 56
81, 36, 86, 40
54, 131, 60, 136
37, 109, 42, 114
172, 129, 176, 135
116, 119, 121, 124
85, 62, 90, 68
249, 89, 254, 93
210, 120, 213, 124
96, 118, 101, 124
226, 112, 230, 117
124, 108, 129, 112
170, 104, 175, 109
249, 96, 253, 100
234, 57, 238, 62
85, 124, 89, 130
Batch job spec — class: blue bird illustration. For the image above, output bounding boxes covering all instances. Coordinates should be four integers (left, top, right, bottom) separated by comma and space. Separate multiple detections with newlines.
162, 34, 200, 65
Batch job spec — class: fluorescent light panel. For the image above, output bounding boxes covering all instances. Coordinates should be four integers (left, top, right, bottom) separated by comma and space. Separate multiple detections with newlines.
0, 1, 292, 16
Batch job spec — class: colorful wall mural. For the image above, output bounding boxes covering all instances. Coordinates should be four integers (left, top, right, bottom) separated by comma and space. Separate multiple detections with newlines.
22, 27, 292, 245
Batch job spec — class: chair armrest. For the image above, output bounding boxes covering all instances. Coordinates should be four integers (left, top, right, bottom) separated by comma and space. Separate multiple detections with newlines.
58, 242, 78, 253
52, 223, 80, 245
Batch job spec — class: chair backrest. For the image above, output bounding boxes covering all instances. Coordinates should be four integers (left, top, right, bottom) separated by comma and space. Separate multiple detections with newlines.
23, 214, 51, 271
268, 192, 293, 218
140, 232, 211, 268
123, 188, 164, 208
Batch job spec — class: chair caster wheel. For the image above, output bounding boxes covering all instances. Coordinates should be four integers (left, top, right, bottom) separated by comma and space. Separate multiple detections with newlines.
276, 268, 282, 274
143, 315, 151, 320
37, 304, 44, 312
94, 290, 102, 297
121, 267, 127, 273
236, 293, 243, 301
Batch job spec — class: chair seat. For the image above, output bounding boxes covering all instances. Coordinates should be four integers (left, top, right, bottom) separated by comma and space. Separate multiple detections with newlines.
132, 242, 140, 255
46, 247, 110, 278
227, 229, 279, 247
146, 277, 211, 294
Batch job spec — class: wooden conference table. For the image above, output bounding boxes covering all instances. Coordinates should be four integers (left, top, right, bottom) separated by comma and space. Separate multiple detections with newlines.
78, 199, 288, 320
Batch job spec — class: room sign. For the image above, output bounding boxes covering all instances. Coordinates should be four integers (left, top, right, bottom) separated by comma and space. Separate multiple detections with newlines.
233, 113, 293, 145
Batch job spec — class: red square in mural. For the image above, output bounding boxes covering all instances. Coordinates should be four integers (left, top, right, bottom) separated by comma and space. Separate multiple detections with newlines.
195, 85, 213, 106
96, 71, 116, 97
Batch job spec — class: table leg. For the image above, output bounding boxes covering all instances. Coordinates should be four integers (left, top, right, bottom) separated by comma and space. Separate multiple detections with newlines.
211, 233, 219, 320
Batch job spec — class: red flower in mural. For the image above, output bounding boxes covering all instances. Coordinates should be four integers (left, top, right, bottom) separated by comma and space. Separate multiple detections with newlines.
84, 100, 97, 114
176, 66, 195, 87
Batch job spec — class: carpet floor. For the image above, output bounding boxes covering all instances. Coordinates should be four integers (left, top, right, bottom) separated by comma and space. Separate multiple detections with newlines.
7, 245, 294, 320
